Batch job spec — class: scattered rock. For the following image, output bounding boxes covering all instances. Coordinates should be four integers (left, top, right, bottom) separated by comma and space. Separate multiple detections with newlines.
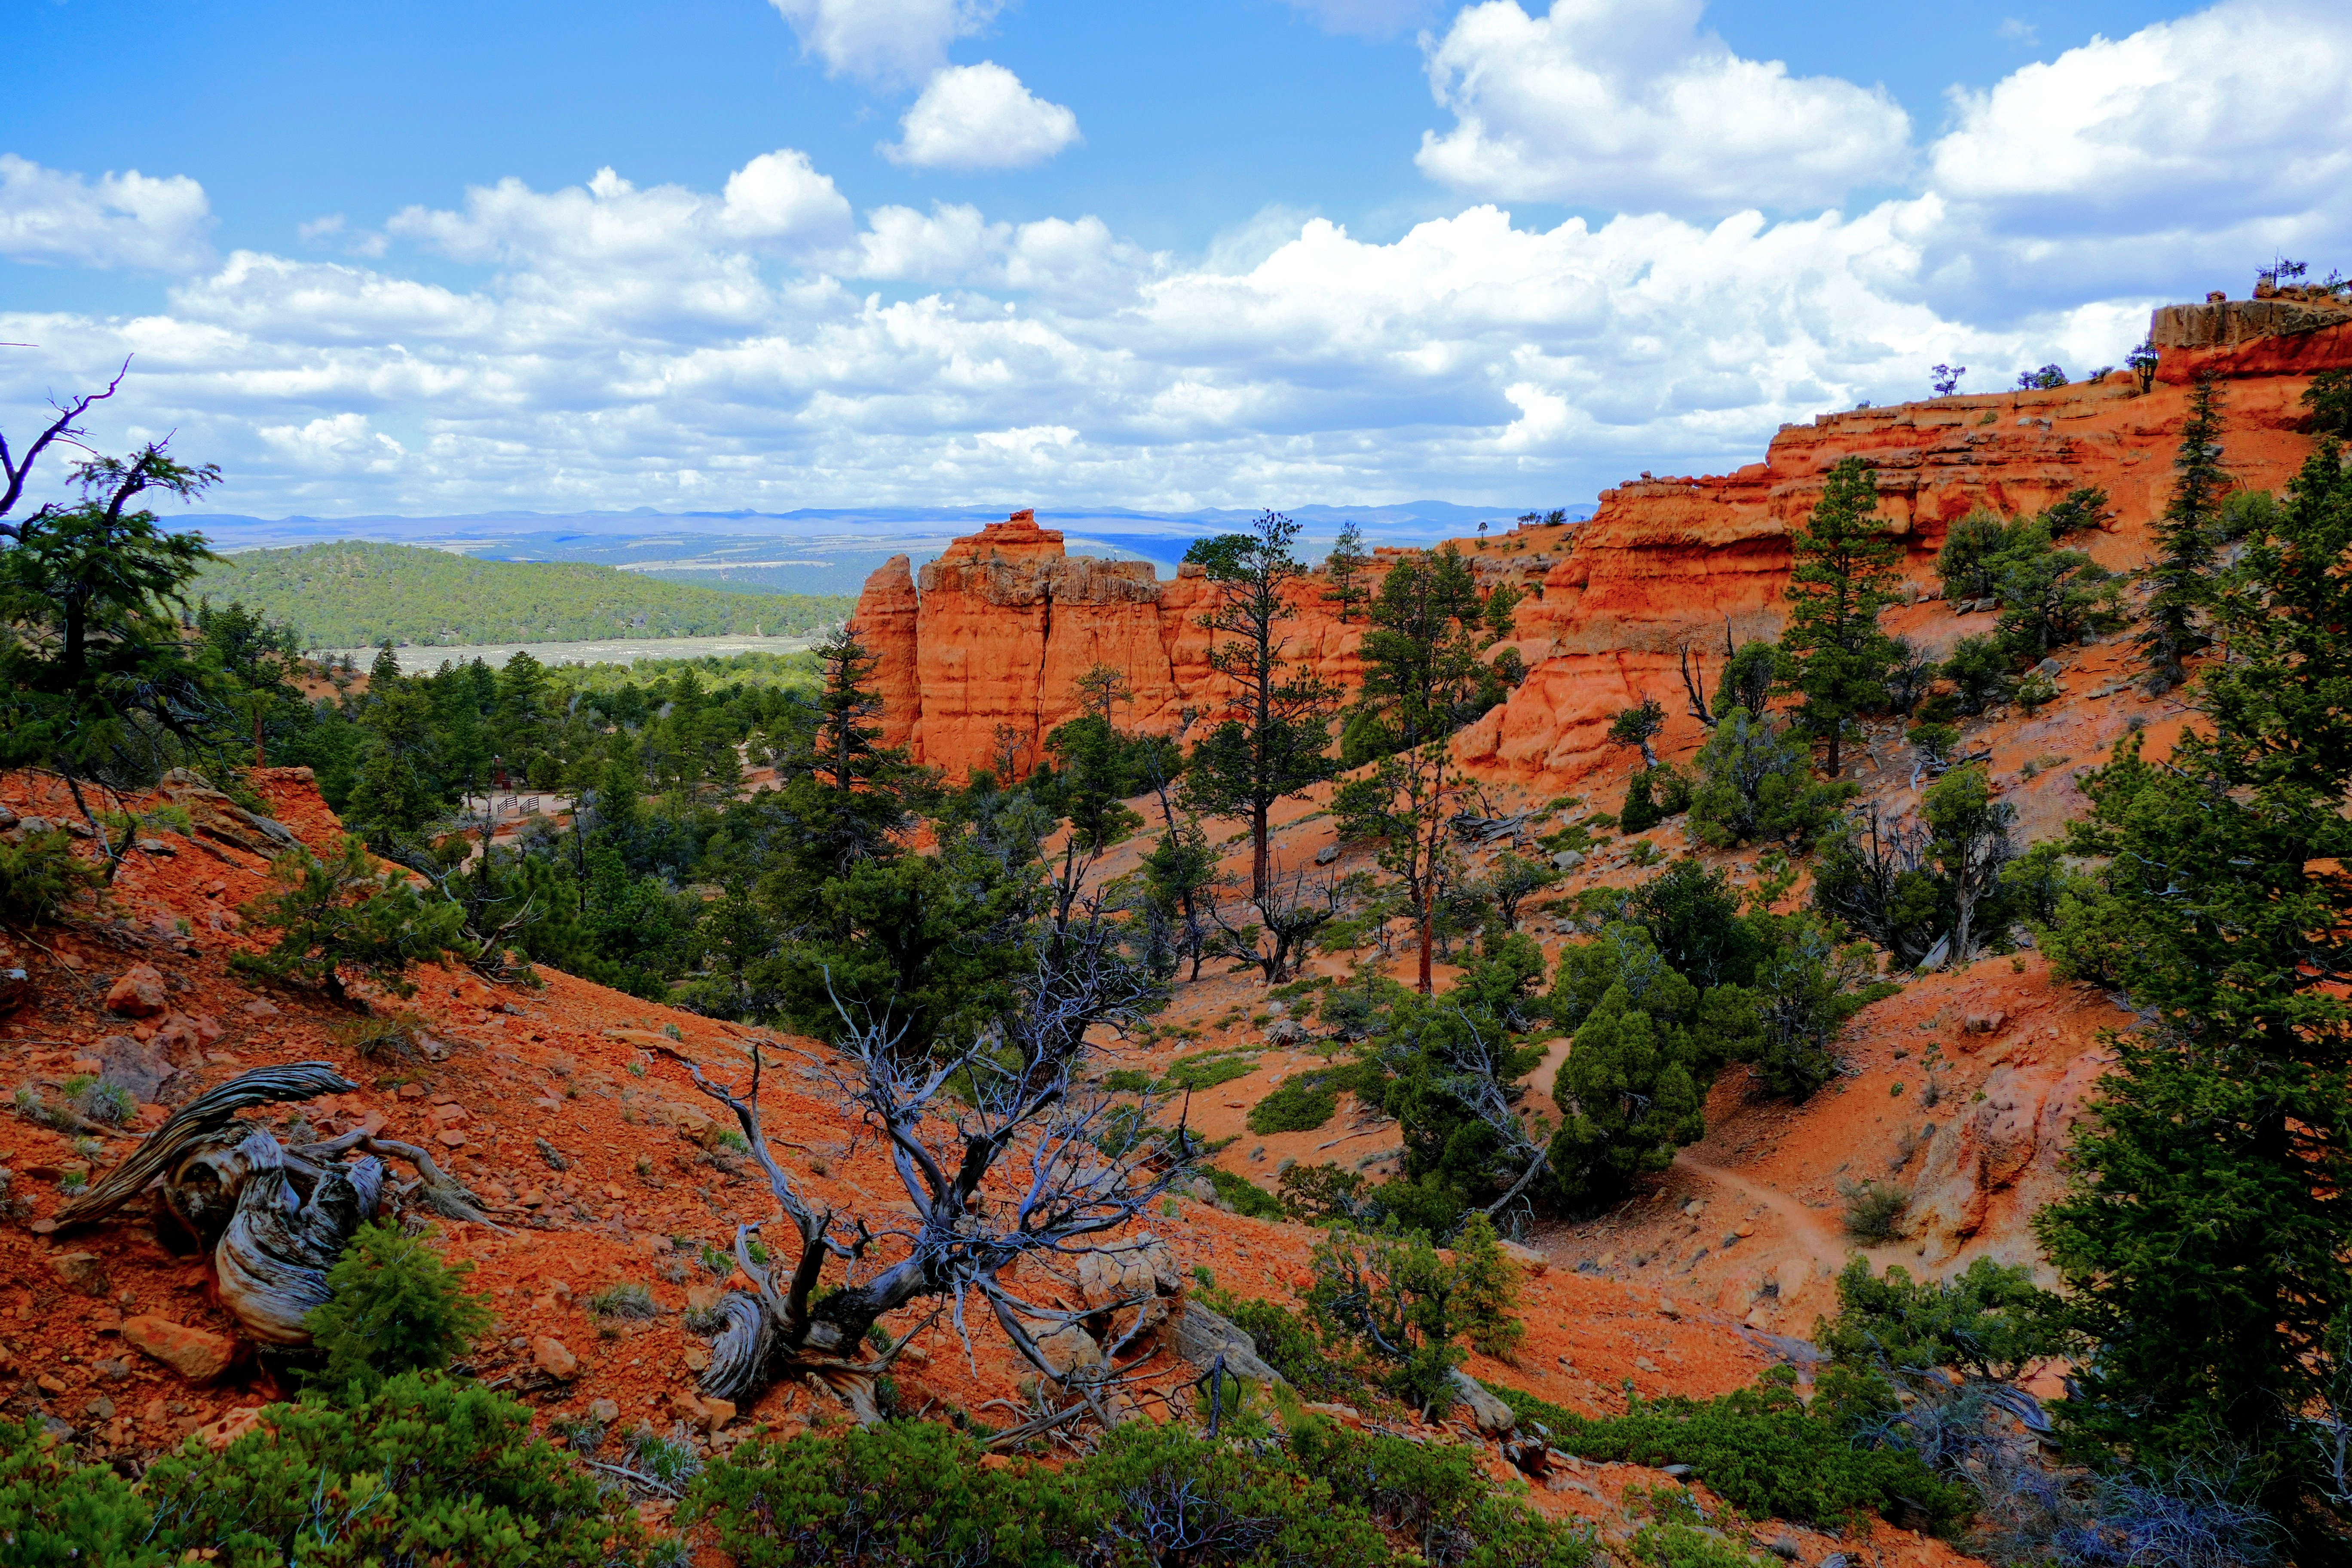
1446, 1369, 1516, 1435
123, 1317, 237, 1384
531, 1336, 580, 1380
589, 1397, 621, 1424
197, 1406, 265, 1451
1551, 850, 1586, 872
699, 1397, 736, 1431
1029, 1320, 1105, 1378
1265, 1018, 1310, 1046
50, 1252, 107, 1296
104, 964, 169, 1018
1171, 1302, 1285, 1385
98, 1034, 177, 1103
242, 997, 279, 1018
1964, 1010, 2008, 1035
1314, 843, 1340, 866
0, 967, 28, 1014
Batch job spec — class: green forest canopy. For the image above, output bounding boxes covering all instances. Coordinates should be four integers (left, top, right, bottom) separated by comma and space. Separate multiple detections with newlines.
196, 540, 856, 649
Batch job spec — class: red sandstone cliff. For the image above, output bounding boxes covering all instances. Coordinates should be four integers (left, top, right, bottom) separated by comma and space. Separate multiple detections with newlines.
852, 510, 1364, 781
852, 294, 2352, 790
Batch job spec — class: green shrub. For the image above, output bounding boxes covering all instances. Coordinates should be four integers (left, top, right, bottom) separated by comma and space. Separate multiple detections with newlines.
1162, 1051, 1259, 1092
684, 1421, 1082, 1567
1452, 1210, 1526, 1361
1248, 1076, 1339, 1135
1686, 708, 1850, 851
62, 1072, 135, 1127
1309, 1222, 1466, 1418
1279, 1161, 1370, 1223
139, 1374, 650, 1565
1204, 1165, 1286, 1220
1102, 1068, 1155, 1094
1291, 1419, 1596, 1568
305, 1221, 494, 1396
1629, 1521, 1770, 1567
0, 828, 104, 927
1839, 1179, 1909, 1242
233, 836, 473, 1005
1490, 1369, 1966, 1532
1207, 1291, 1381, 1406
1816, 1256, 2062, 1381
0, 1415, 167, 1566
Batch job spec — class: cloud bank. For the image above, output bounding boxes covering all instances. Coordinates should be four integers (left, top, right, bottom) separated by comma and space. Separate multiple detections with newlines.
2, 0, 2346, 518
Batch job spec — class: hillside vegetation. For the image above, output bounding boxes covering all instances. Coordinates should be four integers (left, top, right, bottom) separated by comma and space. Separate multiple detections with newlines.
196, 539, 854, 649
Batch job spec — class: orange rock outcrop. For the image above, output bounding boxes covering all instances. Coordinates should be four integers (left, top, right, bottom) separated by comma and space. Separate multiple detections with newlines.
850, 294, 2352, 793
851, 508, 1364, 781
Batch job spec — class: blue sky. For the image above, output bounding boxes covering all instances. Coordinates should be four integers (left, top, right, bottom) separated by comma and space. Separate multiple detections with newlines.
5, 0, 2347, 518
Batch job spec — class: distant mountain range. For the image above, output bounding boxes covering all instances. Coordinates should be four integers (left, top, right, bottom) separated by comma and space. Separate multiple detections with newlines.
178, 501, 1594, 597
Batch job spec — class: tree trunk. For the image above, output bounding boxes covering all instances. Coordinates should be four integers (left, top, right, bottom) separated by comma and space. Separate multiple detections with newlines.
1252, 802, 1269, 903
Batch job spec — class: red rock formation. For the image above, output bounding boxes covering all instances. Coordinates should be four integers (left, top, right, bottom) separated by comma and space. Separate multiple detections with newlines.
854, 293, 2352, 795
851, 509, 1364, 782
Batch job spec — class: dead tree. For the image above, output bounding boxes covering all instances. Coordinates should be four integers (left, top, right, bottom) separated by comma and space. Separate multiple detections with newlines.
1203, 861, 1341, 984
664, 889, 1191, 1434
1677, 619, 1735, 727
56, 1063, 501, 1345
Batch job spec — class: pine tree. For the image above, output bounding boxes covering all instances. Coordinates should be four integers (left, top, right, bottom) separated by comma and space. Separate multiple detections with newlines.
1323, 520, 1370, 624
2136, 371, 2230, 689
1779, 457, 1902, 778
1181, 511, 1339, 900
2037, 439, 2352, 1549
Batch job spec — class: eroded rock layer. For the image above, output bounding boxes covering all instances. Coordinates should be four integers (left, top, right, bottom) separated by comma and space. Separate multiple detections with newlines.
852, 298, 2352, 790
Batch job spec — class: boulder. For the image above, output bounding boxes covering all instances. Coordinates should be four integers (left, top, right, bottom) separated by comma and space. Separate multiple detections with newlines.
98, 1034, 177, 1103
532, 1336, 580, 1380
123, 1317, 237, 1384
1170, 1302, 1284, 1385
1265, 1018, 1310, 1046
1314, 843, 1341, 866
49, 1252, 106, 1296
1447, 1369, 1516, 1435
104, 964, 168, 1018
1029, 1320, 1106, 1379
0, 967, 28, 1014
1551, 850, 1586, 872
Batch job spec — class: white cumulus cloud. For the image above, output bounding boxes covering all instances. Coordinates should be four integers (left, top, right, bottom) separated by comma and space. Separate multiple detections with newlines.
1415, 0, 1913, 215
767, 0, 1002, 87
884, 62, 1082, 171
0, 154, 213, 271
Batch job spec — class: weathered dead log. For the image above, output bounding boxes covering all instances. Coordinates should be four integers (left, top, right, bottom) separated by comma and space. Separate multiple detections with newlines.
215, 1129, 386, 1345
58, 1061, 502, 1351
55, 1062, 355, 1228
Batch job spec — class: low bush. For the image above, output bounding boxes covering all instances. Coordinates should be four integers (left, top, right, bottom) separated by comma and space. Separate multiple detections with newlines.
1162, 1051, 1259, 1092
1247, 1075, 1340, 1135
233, 836, 472, 1005
1280, 1161, 1371, 1223
0, 827, 104, 926
304, 1220, 494, 1396
1840, 1179, 1910, 1242
1203, 1165, 1286, 1220
0, 1414, 162, 1565
138, 1374, 651, 1565
1491, 1370, 1967, 1533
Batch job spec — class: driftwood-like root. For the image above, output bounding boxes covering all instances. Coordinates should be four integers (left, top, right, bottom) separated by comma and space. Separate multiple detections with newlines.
699, 1290, 773, 1406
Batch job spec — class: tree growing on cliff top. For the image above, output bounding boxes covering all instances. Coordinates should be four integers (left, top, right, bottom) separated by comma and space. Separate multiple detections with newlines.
1181, 510, 1339, 900
1778, 457, 1902, 779
1323, 520, 1370, 624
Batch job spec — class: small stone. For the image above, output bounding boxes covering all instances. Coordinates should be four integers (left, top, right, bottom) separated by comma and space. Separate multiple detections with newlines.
700, 1397, 736, 1431
436, 1129, 466, 1148
104, 963, 168, 1018
35, 1373, 68, 1395
242, 997, 279, 1017
1634, 1356, 1660, 1373
0, 966, 29, 1013
135, 837, 173, 854
1314, 843, 1340, 865
123, 1317, 238, 1384
683, 1344, 712, 1372
1551, 849, 1585, 872
589, 1397, 621, 1424
532, 1336, 580, 1380
50, 1253, 107, 1296
684, 1284, 724, 1312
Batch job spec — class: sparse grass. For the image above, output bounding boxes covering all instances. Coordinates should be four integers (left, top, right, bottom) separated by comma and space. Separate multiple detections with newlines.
332, 1011, 432, 1061
588, 1282, 662, 1320
64, 1074, 135, 1127
628, 1426, 702, 1491
1840, 1179, 1910, 1242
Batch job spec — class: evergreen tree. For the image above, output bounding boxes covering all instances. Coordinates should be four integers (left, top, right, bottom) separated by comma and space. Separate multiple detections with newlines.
0, 444, 224, 874
1779, 457, 1903, 777
1323, 519, 1371, 624
2136, 371, 2230, 689
1181, 510, 1339, 900
2037, 439, 2352, 1549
